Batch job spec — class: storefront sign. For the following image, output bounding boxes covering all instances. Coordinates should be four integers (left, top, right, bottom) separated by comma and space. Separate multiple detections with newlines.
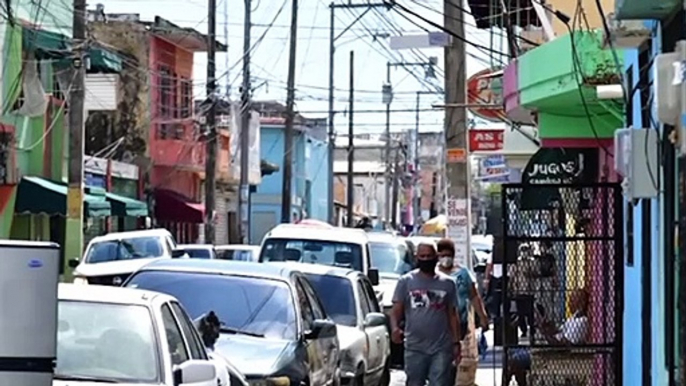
469, 129, 505, 152
520, 148, 599, 210
446, 197, 471, 268
467, 68, 504, 122
482, 155, 505, 168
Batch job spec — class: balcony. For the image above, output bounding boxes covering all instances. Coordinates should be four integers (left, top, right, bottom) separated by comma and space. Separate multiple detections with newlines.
615, 0, 680, 20
149, 121, 205, 171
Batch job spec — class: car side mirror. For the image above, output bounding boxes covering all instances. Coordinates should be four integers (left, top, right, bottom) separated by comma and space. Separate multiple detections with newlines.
171, 249, 187, 258
68, 258, 80, 268
304, 319, 337, 340
364, 312, 387, 328
173, 360, 216, 386
368, 268, 380, 286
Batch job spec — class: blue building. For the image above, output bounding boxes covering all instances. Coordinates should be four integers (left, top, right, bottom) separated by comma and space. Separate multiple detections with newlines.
618, 2, 682, 384
249, 104, 330, 244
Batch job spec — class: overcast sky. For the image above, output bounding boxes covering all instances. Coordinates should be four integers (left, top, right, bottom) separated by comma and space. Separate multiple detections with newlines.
99, 0, 508, 134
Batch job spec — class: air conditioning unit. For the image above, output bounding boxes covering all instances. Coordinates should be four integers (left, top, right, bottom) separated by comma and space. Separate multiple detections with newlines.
614, 128, 659, 200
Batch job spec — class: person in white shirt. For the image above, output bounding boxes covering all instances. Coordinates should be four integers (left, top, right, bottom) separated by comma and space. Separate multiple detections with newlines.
507, 289, 590, 386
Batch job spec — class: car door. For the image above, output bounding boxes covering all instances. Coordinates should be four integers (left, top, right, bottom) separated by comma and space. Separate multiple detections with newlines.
293, 277, 325, 385
160, 303, 215, 386
359, 278, 388, 373
300, 276, 338, 384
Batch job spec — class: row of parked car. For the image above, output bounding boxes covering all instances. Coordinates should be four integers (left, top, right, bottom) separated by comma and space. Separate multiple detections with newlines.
62, 222, 494, 386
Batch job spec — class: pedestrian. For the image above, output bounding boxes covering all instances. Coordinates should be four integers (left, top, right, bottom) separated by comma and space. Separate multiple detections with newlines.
436, 238, 489, 386
390, 242, 462, 386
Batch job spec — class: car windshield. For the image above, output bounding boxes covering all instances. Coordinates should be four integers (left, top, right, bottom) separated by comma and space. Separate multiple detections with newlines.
370, 241, 412, 277
260, 238, 364, 272
85, 237, 165, 263
304, 274, 356, 327
56, 300, 159, 383
216, 249, 254, 261
126, 271, 297, 340
185, 248, 213, 259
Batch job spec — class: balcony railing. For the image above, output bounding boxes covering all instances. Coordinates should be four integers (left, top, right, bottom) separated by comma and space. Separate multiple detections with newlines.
150, 121, 205, 170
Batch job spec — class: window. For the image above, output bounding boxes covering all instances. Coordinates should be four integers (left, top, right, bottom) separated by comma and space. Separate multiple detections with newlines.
169, 302, 207, 360
304, 274, 356, 326
299, 276, 326, 320
260, 238, 364, 272
294, 279, 314, 331
357, 281, 371, 316
84, 236, 165, 263
56, 301, 159, 383
181, 79, 192, 118
161, 304, 189, 365
158, 66, 173, 139
369, 241, 412, 276
127, 271, 297, 340
361, 278, 381, 313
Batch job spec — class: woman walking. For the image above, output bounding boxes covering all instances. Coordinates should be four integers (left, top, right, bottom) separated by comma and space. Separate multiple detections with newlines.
436, 238, 489, 385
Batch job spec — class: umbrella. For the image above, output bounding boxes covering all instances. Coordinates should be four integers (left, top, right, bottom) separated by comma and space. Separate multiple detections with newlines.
420, 215, 447, 235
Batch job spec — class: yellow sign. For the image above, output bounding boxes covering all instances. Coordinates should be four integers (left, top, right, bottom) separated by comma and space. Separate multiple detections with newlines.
446, 148, 467, 163
67, 188, 83, 218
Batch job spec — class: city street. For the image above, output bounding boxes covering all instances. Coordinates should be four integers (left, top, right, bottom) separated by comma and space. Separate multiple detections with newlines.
390, 329, 504, 386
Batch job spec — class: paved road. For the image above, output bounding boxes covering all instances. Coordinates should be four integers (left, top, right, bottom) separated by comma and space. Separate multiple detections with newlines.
389, 329, 504, 386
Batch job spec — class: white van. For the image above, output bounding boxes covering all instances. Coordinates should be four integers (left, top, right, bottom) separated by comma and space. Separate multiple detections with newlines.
258, 223, 379, 285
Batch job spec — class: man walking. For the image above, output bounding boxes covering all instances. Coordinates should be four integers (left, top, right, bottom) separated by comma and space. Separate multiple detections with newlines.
390, 242, 462, 386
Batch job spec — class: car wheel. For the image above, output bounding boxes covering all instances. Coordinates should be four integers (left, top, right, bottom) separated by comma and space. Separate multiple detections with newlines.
378, 361, 390, 386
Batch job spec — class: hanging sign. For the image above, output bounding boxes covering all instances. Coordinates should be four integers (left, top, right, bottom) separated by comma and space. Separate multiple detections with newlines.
446, 197, 471, 268
467, 68, 504, 122
469, 129, 505, 152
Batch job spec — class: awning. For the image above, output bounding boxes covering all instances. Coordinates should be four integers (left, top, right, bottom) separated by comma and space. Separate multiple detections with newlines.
154, 189, 204, 223
15, 176, 111, 217
85, 187, 148, 217
22, 27, 123, 72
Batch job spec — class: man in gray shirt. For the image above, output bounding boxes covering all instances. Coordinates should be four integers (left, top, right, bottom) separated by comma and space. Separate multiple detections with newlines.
390, 242, 462, 386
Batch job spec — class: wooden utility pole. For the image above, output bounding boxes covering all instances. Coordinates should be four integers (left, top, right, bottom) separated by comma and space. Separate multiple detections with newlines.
391, 143, 400, 229
239, 0, 252, 243
444, 0, 471, 265
281, 0, 299, 223
65, 0, 87, 279
204, 0, 217, 244
346, 51, 354, 227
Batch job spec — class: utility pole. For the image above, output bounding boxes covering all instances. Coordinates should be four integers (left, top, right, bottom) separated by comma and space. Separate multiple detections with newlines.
383, 62, 391, 227
65, 0, 87, 279
391, 143, 400, 229
413, 91, 420, 230
281, 0, 299, 223
328, 2, 387, 225
204, 0, 217, 244
346, 51, 355, 227
239, 0, 252, 243
444, 0, 471, 267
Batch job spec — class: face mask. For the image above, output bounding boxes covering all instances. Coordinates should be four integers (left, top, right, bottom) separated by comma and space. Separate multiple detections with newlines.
439, 257, 453, 268
417, 259, 438, 273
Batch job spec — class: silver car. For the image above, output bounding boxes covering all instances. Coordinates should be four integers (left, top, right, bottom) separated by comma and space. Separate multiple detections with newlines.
274, 262, 391, 386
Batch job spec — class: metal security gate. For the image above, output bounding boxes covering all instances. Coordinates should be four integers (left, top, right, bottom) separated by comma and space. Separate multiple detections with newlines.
500, 182, 623, 386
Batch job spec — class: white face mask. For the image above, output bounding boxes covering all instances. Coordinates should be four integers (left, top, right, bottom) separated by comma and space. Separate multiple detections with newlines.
439, 257, 453, 267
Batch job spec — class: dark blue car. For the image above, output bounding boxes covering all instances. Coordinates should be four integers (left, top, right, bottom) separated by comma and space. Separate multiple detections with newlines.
123, 259, 340, 386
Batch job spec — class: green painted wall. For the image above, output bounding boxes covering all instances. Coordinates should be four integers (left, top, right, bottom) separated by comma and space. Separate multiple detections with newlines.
517, 29, 624, 140
538, 112, 621, 140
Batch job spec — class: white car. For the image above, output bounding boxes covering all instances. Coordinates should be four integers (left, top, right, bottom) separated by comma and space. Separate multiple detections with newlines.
259, 223, 379, 286
214, 245, 261, 262
70, 229, 185, 286
275, 262, 391, 386
179, 244, 217, 259
54, 284, 237, 386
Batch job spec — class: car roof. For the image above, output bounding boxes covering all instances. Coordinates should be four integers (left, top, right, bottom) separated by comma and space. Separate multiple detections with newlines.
58, 283, 172, 306
88, 229, 172, 243
367, 232, 406, 244
180, 244, 214, 250
267, 261, 359, 279
137, 258, 295, 281
214, 244, 260, 251
264, 224, 369, 245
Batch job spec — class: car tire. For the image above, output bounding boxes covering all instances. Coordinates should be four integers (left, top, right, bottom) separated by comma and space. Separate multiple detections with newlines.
378, 361, 390, 386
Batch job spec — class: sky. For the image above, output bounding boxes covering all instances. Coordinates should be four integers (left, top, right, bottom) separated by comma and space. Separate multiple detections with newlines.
99, 0, 509, 135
